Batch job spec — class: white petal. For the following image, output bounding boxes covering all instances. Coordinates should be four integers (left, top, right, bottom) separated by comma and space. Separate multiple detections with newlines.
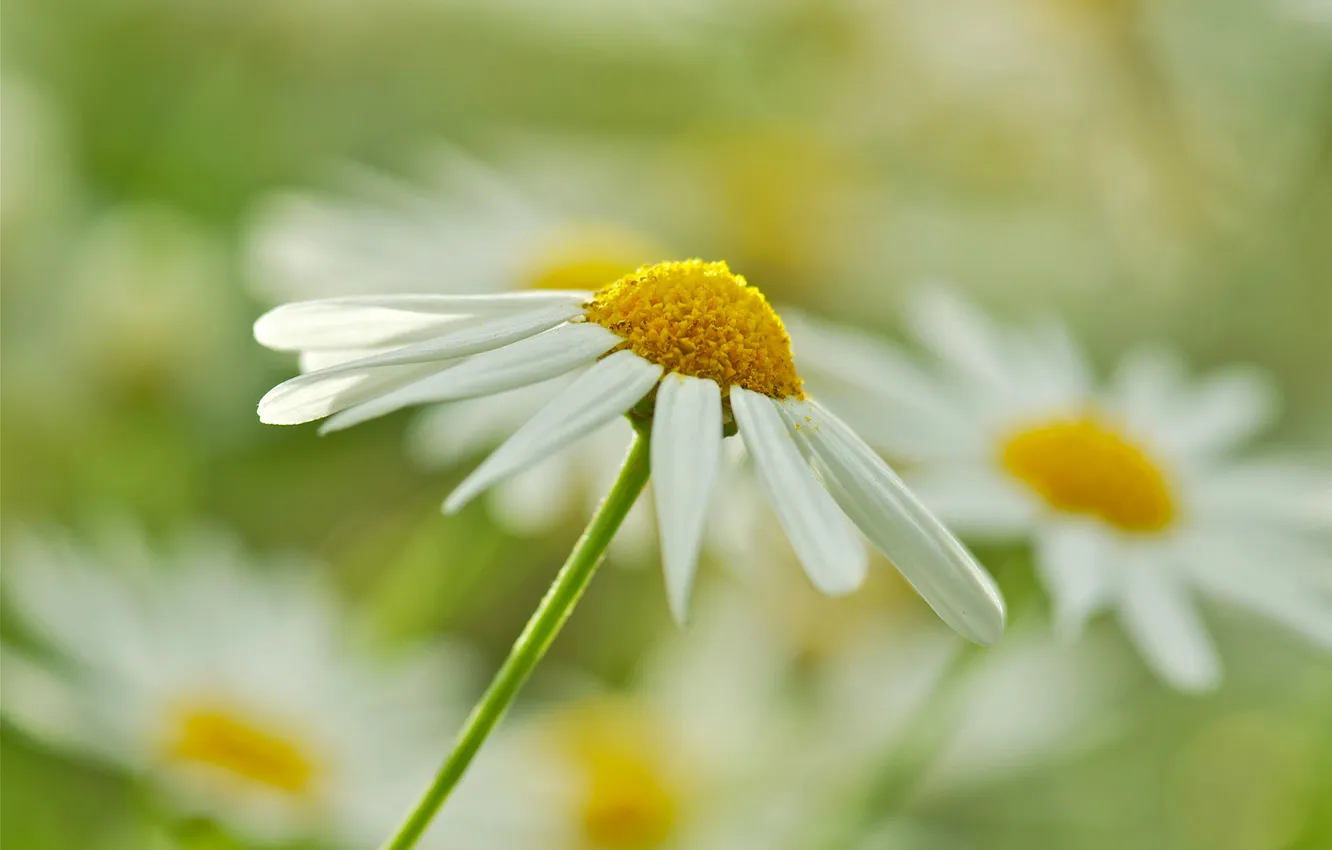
780, 399, 1005, 644
258, 362, 443, 426
905, 287, 1012, 393
1033, 523, 1114, 639
651, 374, 723, 623
254, 291, 589, 351
904, 463, 1040, 541
443, 351, 662, 514
319, 323, 622, 433
730, 387, 866, 596
1118, 558, 1220, 692
275, 303, 584, 371
1161, 366, 1277, 457
257, 307, 584, 425
0, 645, 105, 758
299, 348, 384, 373
1176, 533, 1332, 649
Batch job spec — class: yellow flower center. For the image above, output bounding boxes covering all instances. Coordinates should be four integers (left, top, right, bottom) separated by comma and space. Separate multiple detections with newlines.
549, 700, 680, 849
584, 259, 804, 399
525, 224, 665, 292
166, 702, 321, 795
1000, 416, 1176, 532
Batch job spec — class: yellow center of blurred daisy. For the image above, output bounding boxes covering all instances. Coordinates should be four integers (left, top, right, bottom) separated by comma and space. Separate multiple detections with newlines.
525, 224, 665, 292
1001, 417, 1176, 532
550, 700, 680, 849
166, 703, 319, 795
585, 259, 804, 399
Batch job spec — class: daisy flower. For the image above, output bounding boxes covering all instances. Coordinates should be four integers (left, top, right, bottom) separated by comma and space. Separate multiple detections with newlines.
429, 588, 817, 850
246, 148, 669, 544
0, 525, 471, 847
255, 260, 1004, 640
255, 261, 1004, 849
795, 288, 1332, 692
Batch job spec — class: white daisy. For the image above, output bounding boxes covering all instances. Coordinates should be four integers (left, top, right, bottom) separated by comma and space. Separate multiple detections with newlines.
0, 524, 471, 847
424, 588, 821, 850
795, 288, 1332, 691
245, 148, 670, 545
812, 623, 1122, 850
254, 260, 1005, 643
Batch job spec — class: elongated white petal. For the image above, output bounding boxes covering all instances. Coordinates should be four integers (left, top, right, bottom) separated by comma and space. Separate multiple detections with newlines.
320, 323, 622, 433
254, 291, 589, 351
1033, 523, 1113, 639
1119, 559, 1220, 692
299, 348, 384, 373
258, 308, 584, 425
285, 303, 585, 371
651, 375, 723, 623
779, 399, 1005, 645
444, 351, 663, 514
258, 362, 444, 425
731, 387, 866, 596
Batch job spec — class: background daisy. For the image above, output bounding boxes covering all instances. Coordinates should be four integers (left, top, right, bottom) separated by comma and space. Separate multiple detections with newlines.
0, 524, 473, 847
798, 289, 1332, 691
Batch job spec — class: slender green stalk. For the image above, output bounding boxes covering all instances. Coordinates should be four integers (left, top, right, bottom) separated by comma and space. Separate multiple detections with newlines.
378, 423, 653, 850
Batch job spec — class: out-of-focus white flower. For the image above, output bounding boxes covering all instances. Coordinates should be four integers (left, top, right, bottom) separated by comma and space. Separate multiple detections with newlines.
814, 624, 1121, 850
795, 289, 1332, 692
253, 261, 1004, 641
425, 588, 820, 850
245, 147, 671, 546
0, 525, 472, 847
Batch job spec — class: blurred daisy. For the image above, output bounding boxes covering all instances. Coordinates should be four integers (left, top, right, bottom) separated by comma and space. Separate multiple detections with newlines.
254, 260, 1005, 643
0, 525, 470, 846
432, 589, 819, 850
811, 623, 1121, 850
246, 147, 670, 545
796, 289, 1332, 691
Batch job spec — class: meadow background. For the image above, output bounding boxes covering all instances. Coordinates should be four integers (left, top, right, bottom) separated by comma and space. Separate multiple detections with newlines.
3, 1, 1331, 849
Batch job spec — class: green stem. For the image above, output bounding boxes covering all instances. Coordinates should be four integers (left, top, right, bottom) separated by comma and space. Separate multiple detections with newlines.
377, 422, 653, 850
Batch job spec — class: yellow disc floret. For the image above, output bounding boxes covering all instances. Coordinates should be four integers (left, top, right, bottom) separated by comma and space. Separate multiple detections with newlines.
584, 259, 804, 399
1001, 416, 1176, 533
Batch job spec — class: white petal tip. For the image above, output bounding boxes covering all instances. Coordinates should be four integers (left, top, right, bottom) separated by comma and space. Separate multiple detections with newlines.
441, 490, 472, 516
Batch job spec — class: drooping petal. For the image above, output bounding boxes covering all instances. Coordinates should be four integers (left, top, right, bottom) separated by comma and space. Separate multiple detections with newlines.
1118, 557, 1220, 692
651, 374, 724, 623
1033, 523, 1114, 639
444, 351, 663, 514
258, 363, 444, 426
254, 291, 589, 351
779, 399, 1005, 645
319, 323, 622, 433
730, 387, 866, 596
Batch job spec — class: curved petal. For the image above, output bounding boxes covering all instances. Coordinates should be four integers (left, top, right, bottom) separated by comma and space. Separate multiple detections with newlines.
730, 387, 866, 596
779, 399, 1005, 645
254, 291, 589, 351
257, 362, 444, 426
651, 375, 724, 623
444, 351, 662, 514
319, 323, 621, 433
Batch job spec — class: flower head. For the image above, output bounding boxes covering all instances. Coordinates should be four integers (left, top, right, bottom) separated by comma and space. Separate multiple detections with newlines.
794, 288, 1332, 691
255, 263, 1005, 644
0, 525, 470, 846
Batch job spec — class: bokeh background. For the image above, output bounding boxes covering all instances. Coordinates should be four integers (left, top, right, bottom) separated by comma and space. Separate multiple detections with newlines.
3, 1, 1331, 849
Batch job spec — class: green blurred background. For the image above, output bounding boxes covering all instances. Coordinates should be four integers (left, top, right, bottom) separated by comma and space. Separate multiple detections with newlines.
3, 1, 1331, 848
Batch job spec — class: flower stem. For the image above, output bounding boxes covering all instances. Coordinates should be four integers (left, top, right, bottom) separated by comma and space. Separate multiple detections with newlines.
377, 422, 653, 850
